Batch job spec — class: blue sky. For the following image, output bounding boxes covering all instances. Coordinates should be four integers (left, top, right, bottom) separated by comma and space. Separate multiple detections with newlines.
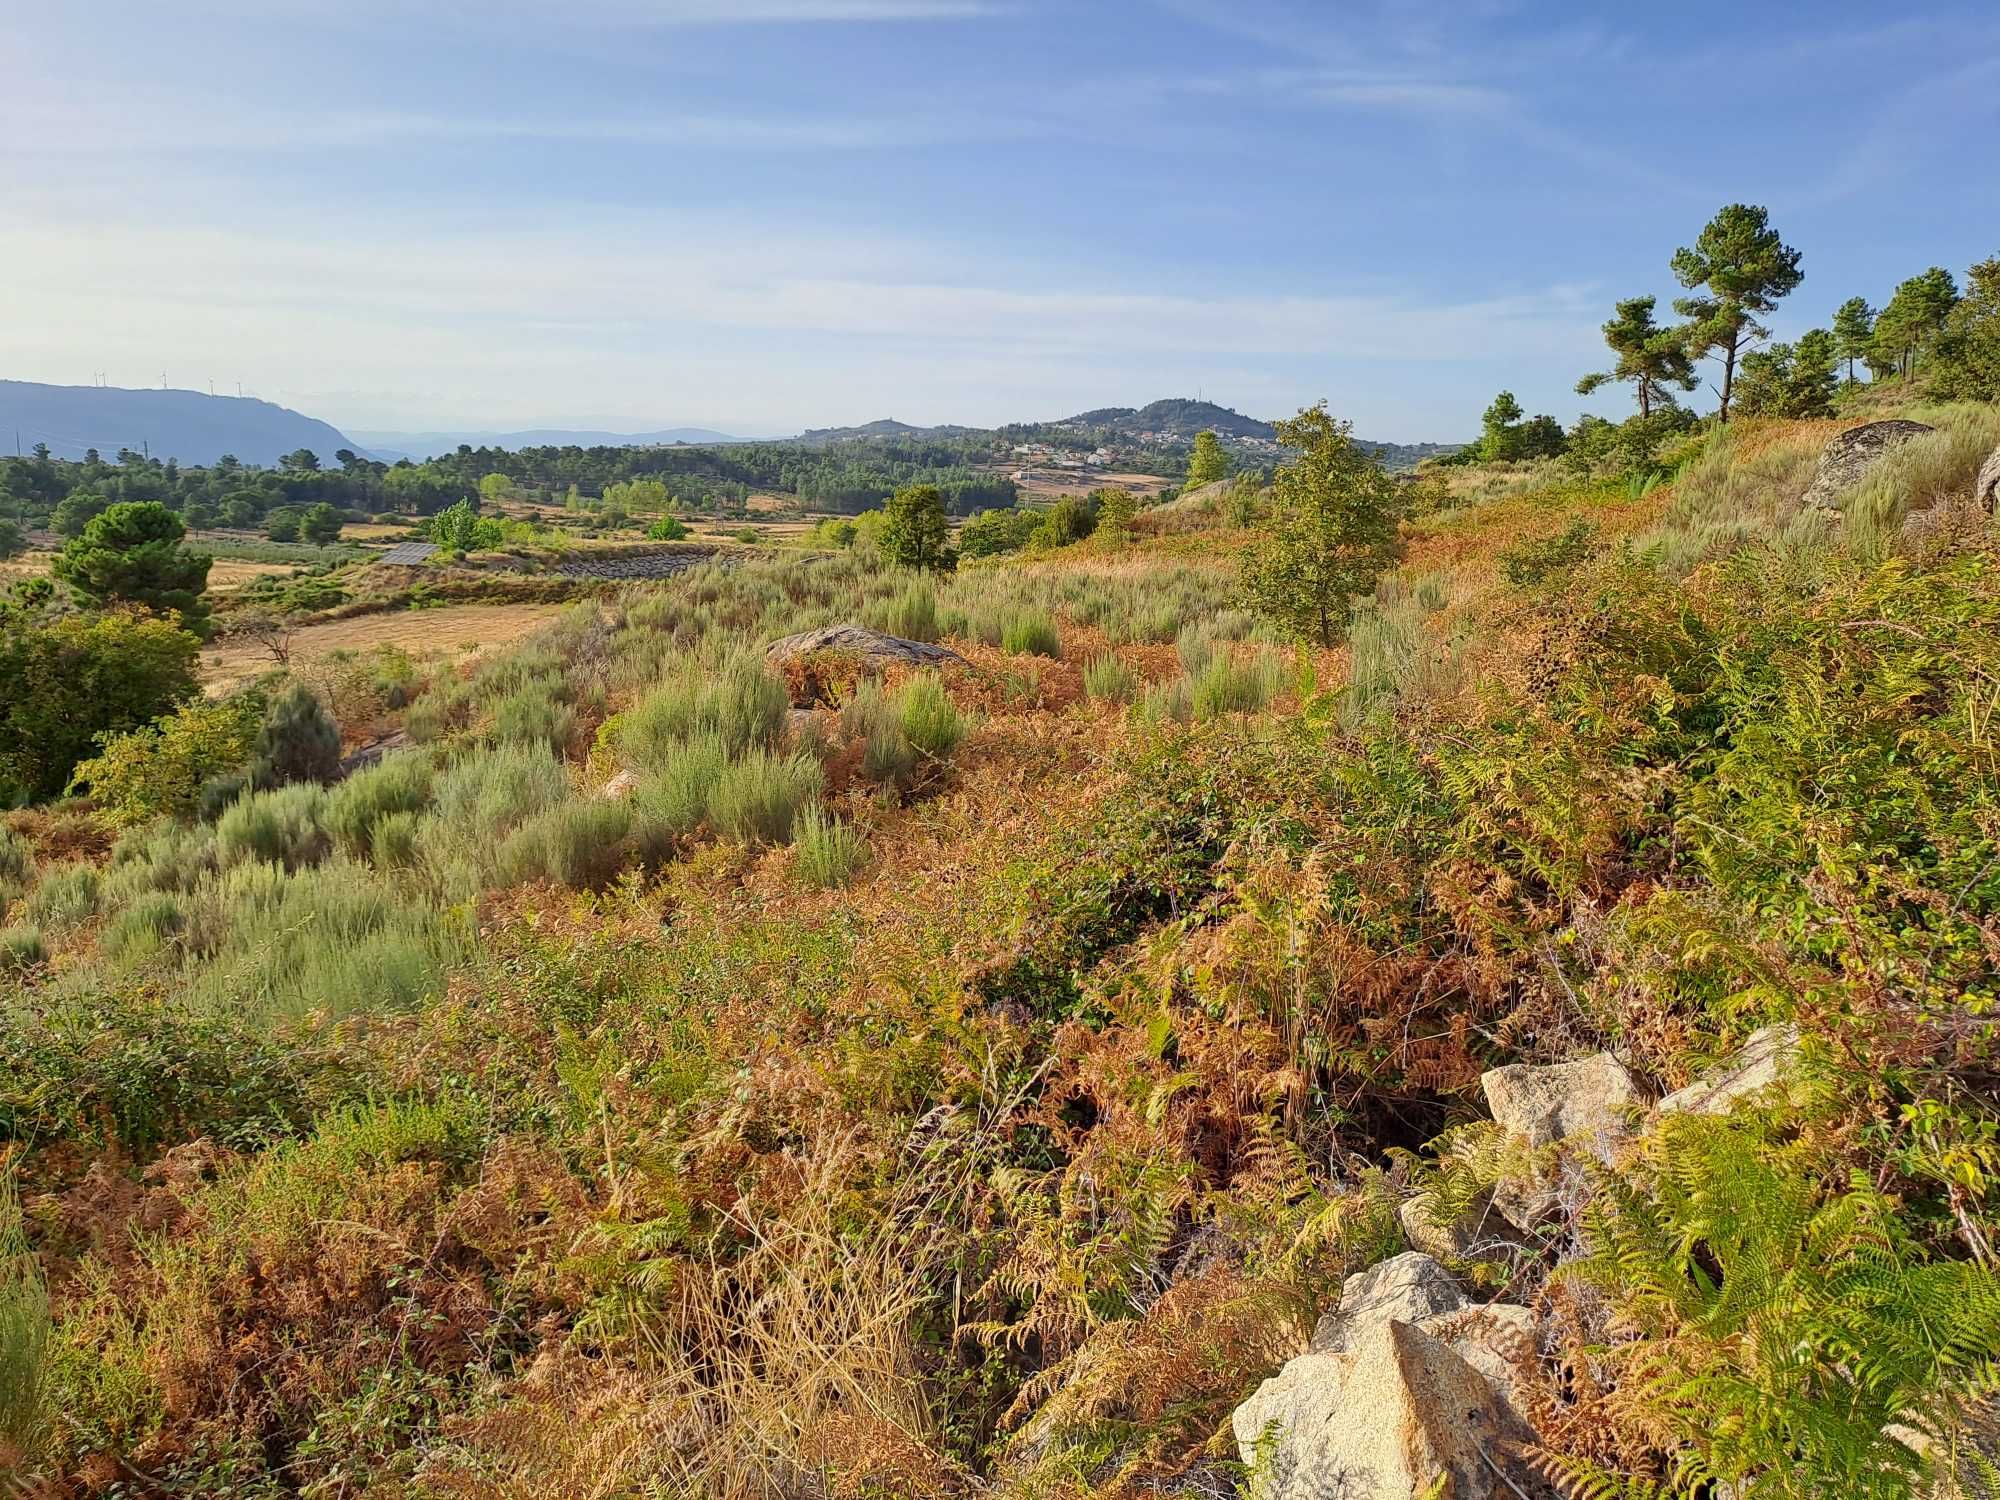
5, 1, 1996, 441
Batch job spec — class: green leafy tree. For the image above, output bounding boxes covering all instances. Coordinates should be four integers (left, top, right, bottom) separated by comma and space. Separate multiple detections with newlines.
52, 501, 211, 632
278, 448, 321, 473
478, 472, 515, 504
1479, 391, 1527, 460
1577, 296, 1699, 418
49, 490, 110, 539
1831, 296, 1877, 382
1093, 487, 1139, 539
0, 611, 202, 801
428, 499, 505, 554
297, 502, 344, 545
647, 514, 689, 541
956, 507, 1041, 558
264, 506, 304, 542
1240, 403, 1403, 646
1735, 328, 1841, 419
1873, 267, 1960, 378
1029, 495, 1097, 550
880, 483, 950, 571
0, 519, 23, 561
1186, 430, 1231, 485
67, 696, 262, 825
1929, 255, 2000, 402
1516, 413, 1568, 458
1670, 203, 1804, 422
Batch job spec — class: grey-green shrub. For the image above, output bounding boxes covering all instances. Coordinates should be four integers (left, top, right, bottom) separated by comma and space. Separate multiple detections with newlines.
635, 733, 732, 836
0, 924, 45, 974
707, 749, 824, 844
1001, 609, 1061, 659
215, 784, 331, 872
1175, 622, 1218, 676
623, 656, 789, 766
430, 743, 568, 839
1190, 651, 1283, 720
189, 858, 459, 1025
871, 581, 939, 643
24, 864, 100, 932
794, 804, 869, 888
326, 754, 435, 859
488, 685, 578, 754
1135, 677, 1193, 727
896, 672, 965, 761
1082, 655, 1139, 704
499, 801, 635, 890
100, 893, 187, 965
0, 828, 32, 891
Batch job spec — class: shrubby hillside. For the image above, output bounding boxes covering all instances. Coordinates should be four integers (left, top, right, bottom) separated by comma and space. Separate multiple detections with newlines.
5, 219, 2000, 1498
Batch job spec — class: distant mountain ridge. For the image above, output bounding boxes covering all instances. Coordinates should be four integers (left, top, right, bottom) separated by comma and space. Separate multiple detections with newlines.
0, 380, 365, 467
350, 426, 743, 461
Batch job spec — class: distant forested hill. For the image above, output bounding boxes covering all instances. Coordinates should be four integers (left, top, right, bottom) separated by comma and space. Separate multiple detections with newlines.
0, 381, 364, 467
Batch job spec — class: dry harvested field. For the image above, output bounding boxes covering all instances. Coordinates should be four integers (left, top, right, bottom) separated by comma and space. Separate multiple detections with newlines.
1012, 467, 1174, 501
0, 553, 298, 592
201, 601, 565, 694
341, 522, 415, 541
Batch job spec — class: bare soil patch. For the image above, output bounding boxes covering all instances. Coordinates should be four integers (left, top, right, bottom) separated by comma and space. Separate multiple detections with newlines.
202, 602, 565, 694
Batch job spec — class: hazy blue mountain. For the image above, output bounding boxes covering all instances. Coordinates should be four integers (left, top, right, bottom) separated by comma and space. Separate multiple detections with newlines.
350, 426, 742, 460
0, 381, 365, 467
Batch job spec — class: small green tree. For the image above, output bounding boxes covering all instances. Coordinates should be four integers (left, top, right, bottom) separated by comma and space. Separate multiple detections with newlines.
298, 502, 344, 545
1479, 391, 1526, 460
250, 682, 343, 789
0, 611, 203, 801
647, 514, 689, 541
1670, 203, 1804, 422
265, 506, 304, 542
0, 519, 23, 561
479, 472, 515, 504
1831, 296, 1877, 382
1187, 430, 1231, 485
880, 483, 949, 571
1239, 403, 1403, 646
428, 499, 505, 554
1874, 266, 1961, 377
1735, 328, 1840, 419
52, 501, 211, 632
1929, 256, 2000, 403
49, 490, 110, 539
67, 696, 262, 825
1094, 488, 1139, 539
1576, 296, 1699, 418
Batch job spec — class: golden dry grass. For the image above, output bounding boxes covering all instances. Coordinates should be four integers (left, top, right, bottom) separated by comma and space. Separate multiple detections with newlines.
340, 523, 414, 541
0, 554, 295, 591
201, 602, 566, 694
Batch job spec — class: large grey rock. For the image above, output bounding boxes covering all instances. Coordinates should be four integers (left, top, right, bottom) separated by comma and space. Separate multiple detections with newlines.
1482, 1052, 1639, 1229
1233, 1317, 1551, 1500
1657, 1024, 1800, 1117
1312, 1251, 1466, 1351
1801, 420, 1934, 510
1397, 1189, 1526, 1266
764, 623, 965, 669
1976, 442, 2000, 514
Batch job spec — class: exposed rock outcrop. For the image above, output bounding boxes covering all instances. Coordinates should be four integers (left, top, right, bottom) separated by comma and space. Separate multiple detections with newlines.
1232, 1321, 1523, 1500
1801, 419, 1934, 510
765, 623, 966, 669
1396, 1188, 1526, 1267
1657, 1023, 1800, 1116
1311, 1251, 1466, 1351
1976, 442, 2000, 514
1482, 1051, 1639, 1230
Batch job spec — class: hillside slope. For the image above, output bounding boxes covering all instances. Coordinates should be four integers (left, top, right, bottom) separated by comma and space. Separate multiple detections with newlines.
0, 380, 365, 466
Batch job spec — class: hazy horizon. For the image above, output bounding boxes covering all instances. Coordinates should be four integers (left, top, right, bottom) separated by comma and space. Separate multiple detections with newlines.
7, 1, 1996, 442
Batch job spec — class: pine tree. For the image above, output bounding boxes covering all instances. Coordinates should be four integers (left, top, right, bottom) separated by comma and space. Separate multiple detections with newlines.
1480, 391, 1525, 460
1239, 403, 1403, 646
1187, 430, 1231, 486
1831, 296, 1876, 382
1671, 203, 1804, 422
51, 500, 212, 634
880, 483, 949, 572
1576, 296, 1698, 418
